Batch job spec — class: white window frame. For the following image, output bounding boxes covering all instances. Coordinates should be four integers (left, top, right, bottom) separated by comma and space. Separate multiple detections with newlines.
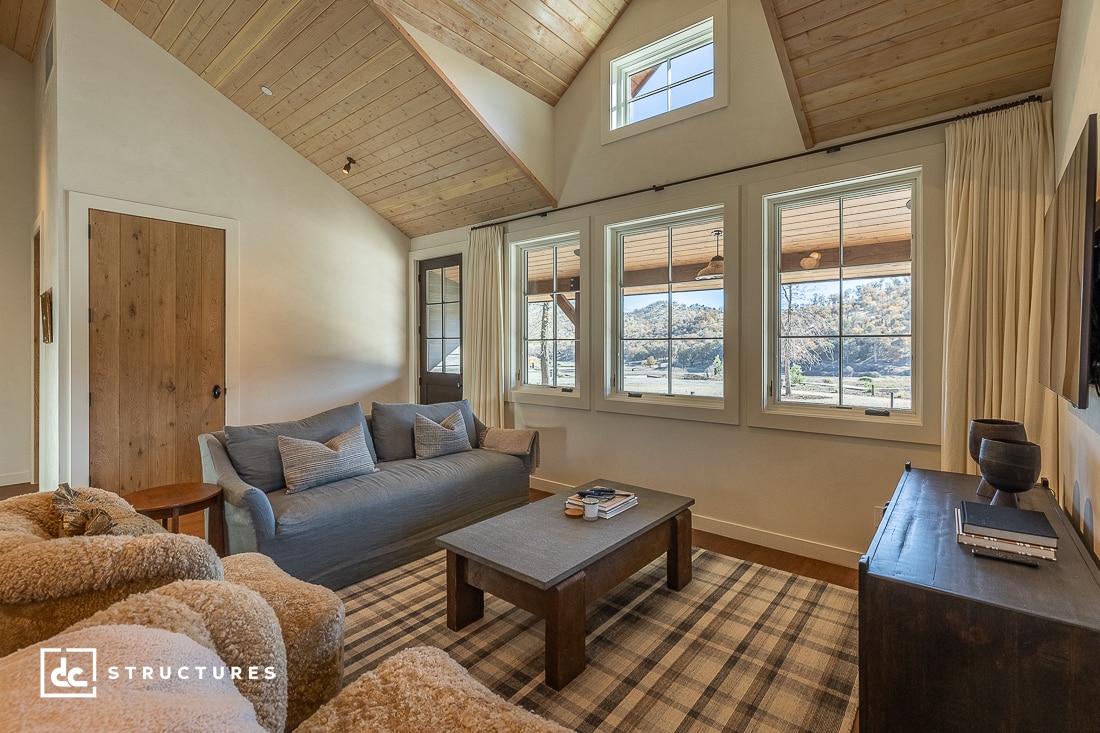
600, 2, 728, 145
758, 166, 933, 440
507, 219, 591, 410
596, 198, 739, 425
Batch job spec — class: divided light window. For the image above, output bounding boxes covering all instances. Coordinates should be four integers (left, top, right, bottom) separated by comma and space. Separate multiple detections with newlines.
770, 172, 917, 413
520, 235, 581, 390
615, 207, 724, 399
610, 17, 714, 130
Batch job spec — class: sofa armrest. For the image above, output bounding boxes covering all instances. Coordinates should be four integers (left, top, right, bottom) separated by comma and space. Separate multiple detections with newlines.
479, 427, 540, 474
198, 434, 276, 553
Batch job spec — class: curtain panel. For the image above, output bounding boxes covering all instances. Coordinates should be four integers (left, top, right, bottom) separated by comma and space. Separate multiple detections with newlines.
942, 101, 1058, 478
466, 226, 506, 429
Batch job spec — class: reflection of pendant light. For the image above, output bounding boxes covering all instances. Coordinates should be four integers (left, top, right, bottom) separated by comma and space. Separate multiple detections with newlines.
695, 230, 724, 280
800, 252, 821, 269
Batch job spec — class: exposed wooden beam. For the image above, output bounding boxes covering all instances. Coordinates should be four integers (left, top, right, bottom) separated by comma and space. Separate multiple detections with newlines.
758, 0, 814, 149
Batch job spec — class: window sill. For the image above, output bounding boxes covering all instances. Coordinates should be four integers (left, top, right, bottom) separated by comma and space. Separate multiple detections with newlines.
749, 402, 939, 445
509, 386, 590, 411
595, 391, 735, 425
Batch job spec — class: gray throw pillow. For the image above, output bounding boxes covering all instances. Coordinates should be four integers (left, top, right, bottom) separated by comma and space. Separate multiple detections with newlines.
278, 423, 378, 494
414, 411, 473, 459
224, 402, 376, 492
371, 400, 478, 461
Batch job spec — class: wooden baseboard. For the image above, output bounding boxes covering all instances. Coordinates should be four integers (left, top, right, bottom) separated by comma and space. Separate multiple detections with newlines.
0, 483, 37, 501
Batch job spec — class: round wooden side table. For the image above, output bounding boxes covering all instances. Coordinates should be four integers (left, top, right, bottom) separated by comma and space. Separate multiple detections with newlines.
128, 482, 225, 557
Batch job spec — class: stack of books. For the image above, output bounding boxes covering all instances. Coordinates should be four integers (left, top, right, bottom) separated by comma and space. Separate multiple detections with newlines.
955, 500, 1058, 561
565, 488, 637, 519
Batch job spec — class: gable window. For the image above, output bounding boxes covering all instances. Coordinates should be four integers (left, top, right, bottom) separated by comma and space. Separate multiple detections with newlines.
611, 206, 725, 402
600, 3, 727, 144
765, 169, 919, 417
610, 18, 714, 131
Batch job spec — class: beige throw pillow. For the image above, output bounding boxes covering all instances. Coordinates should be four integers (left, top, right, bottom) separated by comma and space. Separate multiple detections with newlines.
413, 410, 472, 459
278, 423, 378, 494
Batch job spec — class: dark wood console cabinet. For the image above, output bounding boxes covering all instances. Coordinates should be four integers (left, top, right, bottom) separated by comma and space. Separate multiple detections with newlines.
859, 467, 1100, 732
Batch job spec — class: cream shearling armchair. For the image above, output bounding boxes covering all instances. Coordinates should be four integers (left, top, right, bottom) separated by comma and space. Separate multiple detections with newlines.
0, 488, 344, 731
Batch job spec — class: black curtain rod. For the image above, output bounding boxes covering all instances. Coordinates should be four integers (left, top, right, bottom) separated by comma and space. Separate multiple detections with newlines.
470, 93, 1044, 232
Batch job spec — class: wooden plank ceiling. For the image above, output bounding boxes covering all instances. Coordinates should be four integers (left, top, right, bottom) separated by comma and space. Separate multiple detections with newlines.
0, 2, 1065, 233
0, 0, 626, 237
0, 0, 47, 61
760, 0, 1063, 148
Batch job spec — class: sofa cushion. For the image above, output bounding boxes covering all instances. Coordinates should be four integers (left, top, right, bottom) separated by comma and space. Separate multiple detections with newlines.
224, 403, 375, 492
279, 424, 378, 494
264, 449, 528, 588
371, 401, 478, 461
413, 411, 472, 460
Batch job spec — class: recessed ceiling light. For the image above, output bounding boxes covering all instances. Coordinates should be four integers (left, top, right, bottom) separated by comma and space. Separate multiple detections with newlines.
260, 86, 273, 96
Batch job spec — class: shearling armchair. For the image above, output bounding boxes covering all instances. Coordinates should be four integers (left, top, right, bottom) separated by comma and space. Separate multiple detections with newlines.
0, 490, 222, 656
0, 488, 345, 730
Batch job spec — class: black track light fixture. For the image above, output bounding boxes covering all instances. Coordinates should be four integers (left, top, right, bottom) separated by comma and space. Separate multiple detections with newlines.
342, 156, 356, 175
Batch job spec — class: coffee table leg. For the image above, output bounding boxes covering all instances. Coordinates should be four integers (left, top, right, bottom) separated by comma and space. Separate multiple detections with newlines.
545, 570, 586, 690
447, 551, 484, 631
667, 509, 692, 591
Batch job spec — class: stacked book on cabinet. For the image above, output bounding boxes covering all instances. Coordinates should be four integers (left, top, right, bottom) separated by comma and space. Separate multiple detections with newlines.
955, 500, 1058, 561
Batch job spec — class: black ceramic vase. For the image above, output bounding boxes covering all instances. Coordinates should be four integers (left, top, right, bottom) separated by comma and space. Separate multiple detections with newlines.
977, 438, 1042, 508
968, 419, 1027, 499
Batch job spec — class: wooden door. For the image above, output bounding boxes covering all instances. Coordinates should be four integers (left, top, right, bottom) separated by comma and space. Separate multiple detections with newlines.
88, 210, 226, 495
418, 255, 463, 404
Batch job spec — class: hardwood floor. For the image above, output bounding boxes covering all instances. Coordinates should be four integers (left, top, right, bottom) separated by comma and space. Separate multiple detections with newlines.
0, 483, 36, 500
530, 489, 859, 590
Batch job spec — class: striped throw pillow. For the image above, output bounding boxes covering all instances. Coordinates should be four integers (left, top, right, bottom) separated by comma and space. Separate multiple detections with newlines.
414, 410, 472, 459
278, 423, 378, 494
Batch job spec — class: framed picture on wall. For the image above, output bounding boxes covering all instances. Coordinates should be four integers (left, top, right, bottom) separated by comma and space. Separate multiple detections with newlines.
40, 289, 53, 344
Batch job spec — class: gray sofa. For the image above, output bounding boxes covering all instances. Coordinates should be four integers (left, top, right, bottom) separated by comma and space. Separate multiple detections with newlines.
198, 400, 531, 589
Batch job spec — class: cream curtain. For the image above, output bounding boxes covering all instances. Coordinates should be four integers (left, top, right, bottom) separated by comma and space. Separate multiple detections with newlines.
942, 101, 1058, 477
465, 225, 505, 428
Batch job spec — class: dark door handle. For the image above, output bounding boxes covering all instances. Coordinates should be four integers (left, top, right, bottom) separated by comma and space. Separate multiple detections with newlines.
212, 385, 222, 400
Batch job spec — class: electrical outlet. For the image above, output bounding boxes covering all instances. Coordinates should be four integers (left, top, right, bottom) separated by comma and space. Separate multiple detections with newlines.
873, 505, 887, 527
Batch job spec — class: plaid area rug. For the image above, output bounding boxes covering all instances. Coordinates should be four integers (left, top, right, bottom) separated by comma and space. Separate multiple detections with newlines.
339, 549, 859, 733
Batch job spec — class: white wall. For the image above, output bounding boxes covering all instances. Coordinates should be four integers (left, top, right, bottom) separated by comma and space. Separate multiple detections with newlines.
0, 45, 35, 486
1050, 0, 1100, 554
411, 0, 949, 566
554, 0, 805, 207
399, 23, 555, 194
40, 0, 409, 489
34, 1, 61, 493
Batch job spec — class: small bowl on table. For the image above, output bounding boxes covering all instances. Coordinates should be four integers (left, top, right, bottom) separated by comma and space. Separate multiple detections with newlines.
978, 438, 1041, 508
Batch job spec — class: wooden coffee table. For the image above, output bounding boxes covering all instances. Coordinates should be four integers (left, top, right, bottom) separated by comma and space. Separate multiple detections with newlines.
436, 479, 694, 689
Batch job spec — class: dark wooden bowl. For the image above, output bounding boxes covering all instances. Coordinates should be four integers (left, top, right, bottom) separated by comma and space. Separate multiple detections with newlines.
969, 419, 1027, 498
968, 419, 1027, 463
978, 438, 1041, 508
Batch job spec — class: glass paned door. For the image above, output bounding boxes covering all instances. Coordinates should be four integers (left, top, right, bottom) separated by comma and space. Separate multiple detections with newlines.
418, 254, 462, 404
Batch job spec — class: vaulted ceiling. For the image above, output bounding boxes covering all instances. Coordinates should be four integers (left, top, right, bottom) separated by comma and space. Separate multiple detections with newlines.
0, 1, 1065, 236
759, 0, 1063, 148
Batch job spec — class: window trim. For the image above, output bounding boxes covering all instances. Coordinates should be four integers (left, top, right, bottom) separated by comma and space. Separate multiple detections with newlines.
594, 193, 739, 426
600, 2, 728, 145
610, 17, 714, 132
507, 218, 591, 410
750, 162, 941, 444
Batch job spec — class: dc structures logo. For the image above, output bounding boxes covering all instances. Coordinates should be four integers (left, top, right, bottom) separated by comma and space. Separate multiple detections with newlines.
40, 648, 97, 698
